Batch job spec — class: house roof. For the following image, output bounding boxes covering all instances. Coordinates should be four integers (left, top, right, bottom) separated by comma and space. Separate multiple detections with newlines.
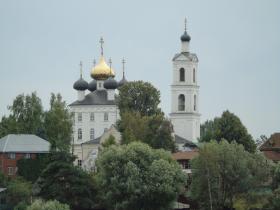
0, 134, 50, 153
260, 133, 280, 151
175, 135, 197, 147
69, 89, 116, 106
172, 151, 199, 160
262, 151, 280, 161
82, 136, 101, 145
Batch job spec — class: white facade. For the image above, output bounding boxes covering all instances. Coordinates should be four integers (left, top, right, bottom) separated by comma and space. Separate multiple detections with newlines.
71, 105, 119, 145
170, 32, 200, 142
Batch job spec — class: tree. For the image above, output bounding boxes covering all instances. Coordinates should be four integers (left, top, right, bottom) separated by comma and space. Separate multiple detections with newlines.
190, 140, 271, 210
117, 112, 176, 152
118, 81, 162, 116
17, 154, 49, 182
256, 134, 268, 148
0, 92, 44, 138
95, 142, 186, 210
26, 199, 70, 210
200, 110, 256, 152
44, 93, 73, 152
35, 151, 96, 210
6, 178, 32, 209
101, 135, 116, 148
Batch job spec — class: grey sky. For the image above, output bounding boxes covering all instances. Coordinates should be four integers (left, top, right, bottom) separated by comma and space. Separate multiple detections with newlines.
0, 0, 279, 139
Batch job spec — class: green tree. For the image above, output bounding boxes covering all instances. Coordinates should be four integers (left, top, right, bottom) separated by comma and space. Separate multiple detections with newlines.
44, 93, 73, 152
118, 81, 162, 116
118, 112, 176, 152
95, 142, 186, 210
0, 92, 44, 138
35, 151, 95, 210
6, 178, 32, 209
26, 199, 70, 210
200, 110, 256, 152
17, 154, 49, 182
101, 135, 116, 148
190, 140, 271, 210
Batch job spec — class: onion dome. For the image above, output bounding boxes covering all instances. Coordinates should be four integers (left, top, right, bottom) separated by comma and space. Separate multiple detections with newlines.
181, 31, 191, 42
73, 78, 88, 91
91, 56, 115, 80
88, 80, 97, 92
104, 77, 118, 89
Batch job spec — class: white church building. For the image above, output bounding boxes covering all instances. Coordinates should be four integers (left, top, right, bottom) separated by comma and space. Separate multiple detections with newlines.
69, 20, 200, 167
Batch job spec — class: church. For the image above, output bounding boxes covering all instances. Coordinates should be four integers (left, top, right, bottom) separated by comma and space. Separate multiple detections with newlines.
69, 20, 200, 168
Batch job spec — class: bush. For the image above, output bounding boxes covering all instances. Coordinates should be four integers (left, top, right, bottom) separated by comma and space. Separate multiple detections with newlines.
26, 199, 70, 210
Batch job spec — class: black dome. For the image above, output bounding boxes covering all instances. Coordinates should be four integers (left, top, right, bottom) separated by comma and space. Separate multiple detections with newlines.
104, 77, 118, 89
118, 77, 128, 88
181, 31, 191, 42
88, 80, 97, 92
73, 78, 88, 91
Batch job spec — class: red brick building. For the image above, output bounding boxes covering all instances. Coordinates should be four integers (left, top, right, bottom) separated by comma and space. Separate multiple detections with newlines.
0, 134, 50, 177
260, 133, 280, 163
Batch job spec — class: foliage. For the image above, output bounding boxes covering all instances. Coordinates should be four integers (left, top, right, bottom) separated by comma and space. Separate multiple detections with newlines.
263, 188, 280, 210
95, 142, 186, 210
101, 135, 116, 148
0, 92, 44, 138
272, 163, 280, 189
190, 140, 271, 210
17, 154, 49, 182
26, 199, 70, 210
14, 201, 28, 210
200, 110, 256, 152
44, 93, 73, 152
256, 134, 268, 148
117, 81, 162, 116
0, 171, 8, 187
6, 178, 32, 208
35, 151, 96, 210
118, 112, 176, 152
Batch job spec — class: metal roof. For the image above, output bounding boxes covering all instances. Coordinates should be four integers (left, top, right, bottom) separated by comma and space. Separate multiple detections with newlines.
69, 89, 116, 106
175, 135, 197, 147
0, 134, 50, 153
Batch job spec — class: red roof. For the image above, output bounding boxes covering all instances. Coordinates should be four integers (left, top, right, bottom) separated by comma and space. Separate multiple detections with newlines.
260, 133, 280, 162
262, 151, 280, 161
172, 151, 199, 160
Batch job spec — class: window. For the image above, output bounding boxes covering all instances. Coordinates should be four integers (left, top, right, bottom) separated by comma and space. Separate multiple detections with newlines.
193, 68, 196, 83
104, 128, 108, 133
78, 128, 82, 140
8, 153, 16, 159
24, 153, 31, 159
78, 113, 82, 122
8, 167, 14, 175
178, 94, 185, 111
104, 112, 108, 121
194, 95, 197, 111
78, 160, 82, 167
90, 128, 95, 140
90, 113, 94, 121
179, 68, 185, 82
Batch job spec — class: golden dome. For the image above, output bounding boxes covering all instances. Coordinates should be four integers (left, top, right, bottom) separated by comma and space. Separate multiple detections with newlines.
91, 56, 115, 80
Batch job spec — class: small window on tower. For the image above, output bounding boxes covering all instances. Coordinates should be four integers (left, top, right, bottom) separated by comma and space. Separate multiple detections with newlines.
78, 113, 82, 122
178, 94, 185, 111
193, 68, 196, 83
179, 68, 185, 82
194, 95, 197, 111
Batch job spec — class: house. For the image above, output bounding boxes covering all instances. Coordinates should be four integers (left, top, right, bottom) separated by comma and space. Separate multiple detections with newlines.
0, 134, 50, 177
260, 133, 280, 163
172, 151, 199, 174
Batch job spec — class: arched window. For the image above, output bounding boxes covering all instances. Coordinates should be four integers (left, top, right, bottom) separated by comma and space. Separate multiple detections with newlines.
194, 95, 197, 111
179, 68, 185, 82
193, 68, 196, 83
78, 128, 82, 140
90, 128, 95, 140
178, 94, 185, 111
90, 113, 94, 121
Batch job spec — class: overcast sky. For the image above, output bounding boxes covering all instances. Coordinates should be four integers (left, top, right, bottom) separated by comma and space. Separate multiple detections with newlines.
0, 0, 279, 139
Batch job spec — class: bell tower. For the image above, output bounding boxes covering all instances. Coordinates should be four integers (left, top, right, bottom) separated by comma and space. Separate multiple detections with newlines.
169, 19, 200, 142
